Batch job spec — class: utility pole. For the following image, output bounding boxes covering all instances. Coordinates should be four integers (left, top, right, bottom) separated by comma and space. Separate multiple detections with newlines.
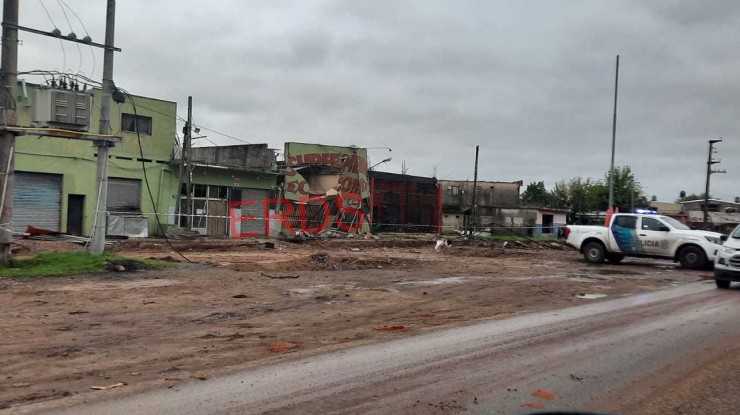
90, 0, 116, 254
608, 55, 620, 210
0, 0, 18, 265
469, 145, 479, 235
703, 138, 725, 230
184, 96, 193, 229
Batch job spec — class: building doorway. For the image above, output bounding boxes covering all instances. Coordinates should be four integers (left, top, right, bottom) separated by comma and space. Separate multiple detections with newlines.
67, 194, 85, 235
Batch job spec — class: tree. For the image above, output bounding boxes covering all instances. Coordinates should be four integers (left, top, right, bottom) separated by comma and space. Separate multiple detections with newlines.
521, 181, 551, 207
604, 166, 648, 212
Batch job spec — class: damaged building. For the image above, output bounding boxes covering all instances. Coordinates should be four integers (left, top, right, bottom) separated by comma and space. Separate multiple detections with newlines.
369, 171, 441, 232
175, 144, 279, 237
440, 179, 566, 236
440, 180, 523, 231
281, 142, 371, 235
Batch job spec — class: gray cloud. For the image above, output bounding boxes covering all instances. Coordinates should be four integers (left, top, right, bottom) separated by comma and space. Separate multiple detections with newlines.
15, 0, 740, 201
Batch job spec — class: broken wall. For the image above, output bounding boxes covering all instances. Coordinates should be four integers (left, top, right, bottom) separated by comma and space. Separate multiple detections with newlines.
282, 143, 371, 235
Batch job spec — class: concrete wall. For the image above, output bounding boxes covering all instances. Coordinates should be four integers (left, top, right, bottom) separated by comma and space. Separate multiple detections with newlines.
191, 166, 277, 190
370, 172, 440, 232
282, 142, 371, 234
440, 180, 521, 210
190, 144, 275, 170
14, 83, 178, 236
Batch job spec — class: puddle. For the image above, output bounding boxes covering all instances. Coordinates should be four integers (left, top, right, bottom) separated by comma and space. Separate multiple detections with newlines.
575, 293, 607, 299
396, 277, 468, 286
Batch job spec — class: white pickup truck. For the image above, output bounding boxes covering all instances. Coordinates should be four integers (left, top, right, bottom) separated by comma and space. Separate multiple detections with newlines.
565, 213, 724, 269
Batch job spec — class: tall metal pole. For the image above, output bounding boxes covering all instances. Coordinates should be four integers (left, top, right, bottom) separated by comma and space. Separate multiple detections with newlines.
703, 138, 723, 230
90, 0, 116, 254
608, 55, 619, 210
0, 0, 18, 265
184, 96, 193, 229
469, 145, 479, 234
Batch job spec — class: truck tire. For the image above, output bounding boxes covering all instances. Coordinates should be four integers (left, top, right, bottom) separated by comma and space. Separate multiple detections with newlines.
716, 279, 731, 289
678, 245, 706, 270
583, 241, 606, 264
606, 253, 625, 263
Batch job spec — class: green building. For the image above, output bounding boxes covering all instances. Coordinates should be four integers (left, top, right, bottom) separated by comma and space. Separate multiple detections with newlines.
177, 144, 279, 237
12, 82, 179, 237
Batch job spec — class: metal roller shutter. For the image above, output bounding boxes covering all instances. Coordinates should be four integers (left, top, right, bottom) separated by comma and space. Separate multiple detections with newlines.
241, 189, 270, 236
107, 178, 142, 212
13, 172, 63, 233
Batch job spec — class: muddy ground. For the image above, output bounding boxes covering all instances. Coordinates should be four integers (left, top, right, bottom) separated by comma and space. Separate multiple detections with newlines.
0, 236, 712, 413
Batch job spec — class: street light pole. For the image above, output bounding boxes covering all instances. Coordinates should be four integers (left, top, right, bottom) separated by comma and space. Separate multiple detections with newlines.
608, 55, 620, 210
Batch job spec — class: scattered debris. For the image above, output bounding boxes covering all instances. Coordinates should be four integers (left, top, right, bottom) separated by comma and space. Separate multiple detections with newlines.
23, 226, 116, 246
164, 227, 201, 240
520, 402, 547, 409
90, 382, 127, 390
575, 293, 608, 299
350, 248, 361, 252
503, 241, 509, 248
264, 242, 275, 249
148, 255, 181, 263
532, 389, 557, 400
10, 383, 31, 388
570, 374, 584, 382
260, 272, 300, 280
232, 294, 248, 299
268, 342, 298, 353
435, 239, 450, 251
310, 252, 329, 264
374, 325, 406, 331
105, 259, 145, 272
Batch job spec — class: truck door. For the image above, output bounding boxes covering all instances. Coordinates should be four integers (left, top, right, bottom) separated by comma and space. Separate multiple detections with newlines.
638, 216, 672, 256
610, 215, 639, 253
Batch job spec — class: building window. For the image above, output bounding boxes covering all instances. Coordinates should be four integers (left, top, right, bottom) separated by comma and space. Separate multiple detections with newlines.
447, 185, 459, 196
121, 113, 153, 135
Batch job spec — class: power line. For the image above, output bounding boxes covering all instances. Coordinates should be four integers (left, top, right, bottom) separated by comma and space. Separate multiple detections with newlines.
54, 0, 82, 74
191, 124, 251, 145
58, 0, 95, 78
36, 0, 67, 72
123, 89, 192, 263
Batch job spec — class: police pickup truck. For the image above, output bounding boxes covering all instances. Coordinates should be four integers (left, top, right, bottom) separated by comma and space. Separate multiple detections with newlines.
565, 213, 724, 269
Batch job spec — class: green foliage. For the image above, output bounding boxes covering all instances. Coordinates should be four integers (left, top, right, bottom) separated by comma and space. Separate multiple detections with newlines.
521, 181, 551, 207
0, 252, 171, 277
523, 165, 649, 220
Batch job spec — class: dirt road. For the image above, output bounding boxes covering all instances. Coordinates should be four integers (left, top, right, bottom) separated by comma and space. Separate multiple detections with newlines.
36, 283, 740, 415
0, 237, 714, 413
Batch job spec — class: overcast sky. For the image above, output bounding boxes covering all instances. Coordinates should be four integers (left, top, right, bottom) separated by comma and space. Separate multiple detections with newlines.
17, 0, 740, 202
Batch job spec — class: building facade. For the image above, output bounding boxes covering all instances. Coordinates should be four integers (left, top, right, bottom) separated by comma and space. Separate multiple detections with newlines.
12, 82, 178, 237
369, 171, 441, 232
439, 180, 522, 231
178, 144, 279, 237
281, 142, 371, 235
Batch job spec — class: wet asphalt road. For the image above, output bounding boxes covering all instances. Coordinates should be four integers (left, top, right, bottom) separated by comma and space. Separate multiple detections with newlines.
42, 282, 740, 415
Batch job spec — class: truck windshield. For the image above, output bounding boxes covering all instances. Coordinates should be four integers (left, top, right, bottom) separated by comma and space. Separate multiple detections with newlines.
660, 216, 690, 230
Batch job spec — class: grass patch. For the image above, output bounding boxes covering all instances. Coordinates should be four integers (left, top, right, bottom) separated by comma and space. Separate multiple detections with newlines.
0, 252, 172, 278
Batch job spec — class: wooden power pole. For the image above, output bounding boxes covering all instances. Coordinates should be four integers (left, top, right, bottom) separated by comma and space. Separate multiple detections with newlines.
0, 0, 18, 264
469, 145, 479, 235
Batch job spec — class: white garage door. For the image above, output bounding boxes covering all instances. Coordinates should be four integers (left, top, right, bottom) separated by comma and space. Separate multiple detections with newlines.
13, 172, 63, 233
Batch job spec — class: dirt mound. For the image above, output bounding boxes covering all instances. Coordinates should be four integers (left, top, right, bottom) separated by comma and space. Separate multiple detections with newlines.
227, 252, 420, 272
